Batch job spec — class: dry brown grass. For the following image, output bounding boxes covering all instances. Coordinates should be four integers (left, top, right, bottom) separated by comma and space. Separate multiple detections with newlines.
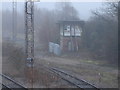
2, 41, 25, 76
36, 57, 118, 88
2, 42, 76, 88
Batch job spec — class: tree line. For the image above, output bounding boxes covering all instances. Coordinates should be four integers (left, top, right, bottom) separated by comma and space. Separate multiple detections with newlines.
2, 2, 118, 64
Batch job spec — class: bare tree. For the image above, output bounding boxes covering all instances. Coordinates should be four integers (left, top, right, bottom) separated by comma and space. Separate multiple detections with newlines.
55, 2, 80, 20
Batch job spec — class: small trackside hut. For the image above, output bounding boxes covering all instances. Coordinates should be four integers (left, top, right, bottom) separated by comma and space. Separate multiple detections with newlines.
57, 20, 84, 52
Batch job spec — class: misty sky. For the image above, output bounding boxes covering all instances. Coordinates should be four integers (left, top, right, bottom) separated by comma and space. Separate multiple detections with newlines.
2, 2, 103, 21
36, 2, 103, 20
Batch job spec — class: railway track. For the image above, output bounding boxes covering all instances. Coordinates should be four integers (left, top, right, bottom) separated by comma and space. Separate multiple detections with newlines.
39, 63, 100, 89
0, 74, 27, 89
48, 66, 100, 89
0, 66, 100, 89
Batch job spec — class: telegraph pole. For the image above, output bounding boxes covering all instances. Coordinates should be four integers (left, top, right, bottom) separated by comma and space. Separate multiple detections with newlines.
12, 0, 17, 42
25, 0, 40, 88
25, 0, 34, 88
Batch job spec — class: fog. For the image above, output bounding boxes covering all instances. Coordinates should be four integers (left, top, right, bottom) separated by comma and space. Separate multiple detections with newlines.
2, 1, 118, 88
2, 2, 103, 20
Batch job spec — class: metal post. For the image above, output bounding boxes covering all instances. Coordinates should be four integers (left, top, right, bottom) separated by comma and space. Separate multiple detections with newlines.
25, 0, 34, 88
12, 0, 17, 42
25, 0, 34, 68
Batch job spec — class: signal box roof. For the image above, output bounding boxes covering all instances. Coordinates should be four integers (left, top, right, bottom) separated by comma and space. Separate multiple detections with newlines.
57, 20, 84, 25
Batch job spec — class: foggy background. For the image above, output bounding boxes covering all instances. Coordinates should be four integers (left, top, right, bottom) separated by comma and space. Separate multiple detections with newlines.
2, 2, 118, 63
1, 1, 118, 88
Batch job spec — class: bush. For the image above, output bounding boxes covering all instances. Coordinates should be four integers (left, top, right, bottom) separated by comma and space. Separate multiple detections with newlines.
2, 41, 25, 71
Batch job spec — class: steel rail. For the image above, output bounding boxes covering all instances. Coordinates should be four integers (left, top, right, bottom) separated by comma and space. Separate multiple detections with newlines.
0, 82, 11, 89
50, 67, 100, 90
41, 64, 100, 89
0, 74, 27, 89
